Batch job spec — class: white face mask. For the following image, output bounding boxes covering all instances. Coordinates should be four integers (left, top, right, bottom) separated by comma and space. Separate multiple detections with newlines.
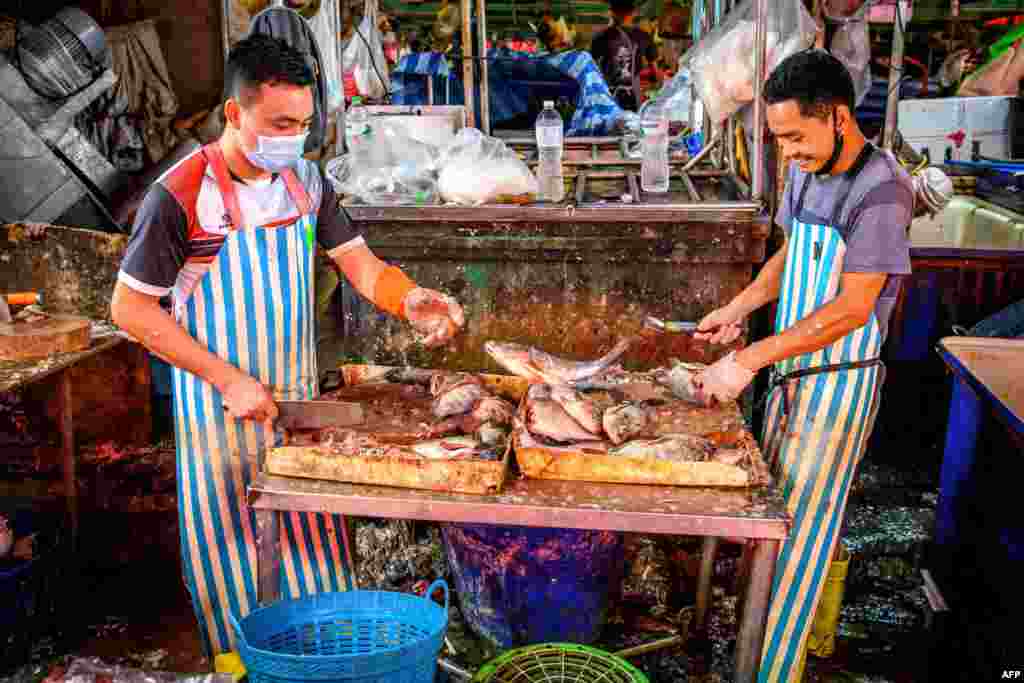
244, 131, 308, 172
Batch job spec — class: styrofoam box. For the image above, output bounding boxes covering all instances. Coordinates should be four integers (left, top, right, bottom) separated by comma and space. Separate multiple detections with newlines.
898, 96, 1017, 163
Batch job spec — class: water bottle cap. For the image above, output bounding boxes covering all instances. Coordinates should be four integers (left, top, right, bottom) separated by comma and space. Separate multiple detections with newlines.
543, 101, 554, 109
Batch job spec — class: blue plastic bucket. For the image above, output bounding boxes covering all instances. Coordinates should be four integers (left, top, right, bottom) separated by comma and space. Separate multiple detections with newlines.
441, 523, 623, 648
230, 580, 449, 683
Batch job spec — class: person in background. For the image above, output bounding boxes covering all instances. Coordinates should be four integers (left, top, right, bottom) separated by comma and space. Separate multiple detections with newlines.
693, 51, 912, 682
590, 0, 661, 111
110, 35, 463, 659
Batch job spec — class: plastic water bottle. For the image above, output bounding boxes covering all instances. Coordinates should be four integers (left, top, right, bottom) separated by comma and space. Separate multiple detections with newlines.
345, 96, 369, 161
640, 96, 670, 194
535, 101, 565, 202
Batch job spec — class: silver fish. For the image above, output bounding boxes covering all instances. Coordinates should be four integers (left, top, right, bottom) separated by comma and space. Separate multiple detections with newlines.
485, 338, 634, 385
611, 434, 715, 462
483, 342, 551, 383
602, 402, 650, 445
471, 396, 515, 426
527, 338, 634, 384
548, 385, 604, 435
476, 422, 509, 448
430, 372, 482, 397
386, 366, 439, 386
526, 399, 599, 442
654, 361, 708, 405
432, 379, 485, 418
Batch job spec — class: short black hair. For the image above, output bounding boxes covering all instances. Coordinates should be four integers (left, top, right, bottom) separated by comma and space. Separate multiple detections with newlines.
610, 0, 640, 16
763, 49, 856, 119
225, 34, 314, 105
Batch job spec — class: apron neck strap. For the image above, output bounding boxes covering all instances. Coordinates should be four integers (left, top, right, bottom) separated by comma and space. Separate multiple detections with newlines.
280, 167, 314, 216
203, 143, 247, 232
203, 143, 315, 230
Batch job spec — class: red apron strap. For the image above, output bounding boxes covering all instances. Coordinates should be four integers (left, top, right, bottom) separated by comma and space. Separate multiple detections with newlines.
202, 143, 247, 232
280, 167, 314, 216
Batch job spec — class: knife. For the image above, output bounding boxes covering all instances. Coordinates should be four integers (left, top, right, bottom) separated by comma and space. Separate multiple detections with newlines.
643, 315, 699, 333
276, 400, 366, 431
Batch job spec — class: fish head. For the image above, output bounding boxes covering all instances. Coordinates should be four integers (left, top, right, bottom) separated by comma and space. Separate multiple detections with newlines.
484, 341, 547, 381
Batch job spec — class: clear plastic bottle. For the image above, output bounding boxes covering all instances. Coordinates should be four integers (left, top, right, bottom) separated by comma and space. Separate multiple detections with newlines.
640, 95, 670, 194
535, 100, 565, 202
345, 96, 369, 162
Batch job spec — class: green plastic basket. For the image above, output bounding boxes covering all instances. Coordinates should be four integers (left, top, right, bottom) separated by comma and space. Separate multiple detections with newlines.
471, 643, 649, 683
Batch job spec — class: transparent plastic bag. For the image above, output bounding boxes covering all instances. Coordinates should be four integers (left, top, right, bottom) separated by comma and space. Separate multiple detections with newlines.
342, 0, 389, 99
685, 0, 817, 126
326, 120, 440, 206
831, 20, 872, 106
436, 129, 539, 205
59, 658, 231, 683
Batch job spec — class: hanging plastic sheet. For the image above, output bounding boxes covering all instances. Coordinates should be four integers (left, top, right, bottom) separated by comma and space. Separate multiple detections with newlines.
342, 0, 389, 99
685, 0, 817, 126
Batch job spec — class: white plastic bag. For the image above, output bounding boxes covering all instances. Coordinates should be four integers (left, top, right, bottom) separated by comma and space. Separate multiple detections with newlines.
436, 129, 539, 205
342, 0, 389, 99
831, 20, 872, 106
685, 0, 817, 126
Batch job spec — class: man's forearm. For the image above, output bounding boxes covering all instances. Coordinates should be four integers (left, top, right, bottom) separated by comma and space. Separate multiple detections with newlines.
736, 298, 867, 371
111, 284, 242, 392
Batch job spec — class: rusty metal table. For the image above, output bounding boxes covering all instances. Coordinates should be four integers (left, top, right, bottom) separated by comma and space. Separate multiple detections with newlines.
249, 473, 790, 682
0, 324, 129, 549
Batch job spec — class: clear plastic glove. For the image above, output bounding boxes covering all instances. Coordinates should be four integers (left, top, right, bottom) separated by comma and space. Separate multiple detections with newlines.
694, 306, 745, 345
221, 373, 278, 422
402, 287, 465, 347
694, 351, 755, 405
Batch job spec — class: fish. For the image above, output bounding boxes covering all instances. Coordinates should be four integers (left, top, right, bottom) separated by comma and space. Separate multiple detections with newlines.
432, 377, 486, 418
483, 341, 551, 383
654, 361, 709, 405
386, 366, 439, 386
411, 436, 480, 459
526, 399, 600, 442
430, 372, 482, 397
712, 448, 747, 467
471, 396, 515, 426
610, 434, 716, 462
476, 422, 508, 447
602, 402, 650, 445
548, 385, 604, 435
484, 338, 634, 385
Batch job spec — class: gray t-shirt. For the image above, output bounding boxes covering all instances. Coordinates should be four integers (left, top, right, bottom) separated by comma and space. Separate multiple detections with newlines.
774, 146, 913, 341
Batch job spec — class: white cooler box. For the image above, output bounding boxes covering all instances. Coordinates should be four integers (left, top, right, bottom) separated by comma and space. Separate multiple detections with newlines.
898, 96, 1021, 163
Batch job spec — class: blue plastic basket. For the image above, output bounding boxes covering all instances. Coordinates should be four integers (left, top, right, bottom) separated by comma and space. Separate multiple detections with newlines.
229, 580, 449, 683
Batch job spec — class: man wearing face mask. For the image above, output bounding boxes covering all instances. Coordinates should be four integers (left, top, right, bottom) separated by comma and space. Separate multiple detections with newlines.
110, 35, 464, 657
692, 51, 912, 682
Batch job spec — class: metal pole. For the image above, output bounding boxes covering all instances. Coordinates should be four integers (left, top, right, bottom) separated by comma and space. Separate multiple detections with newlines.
882, 4, 906, 150
478, 0, 491, 134
461, 0, 476, 129
750, 0, 768, 202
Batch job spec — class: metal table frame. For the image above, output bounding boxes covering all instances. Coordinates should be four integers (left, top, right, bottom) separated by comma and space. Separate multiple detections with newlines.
249, 474, 789, 682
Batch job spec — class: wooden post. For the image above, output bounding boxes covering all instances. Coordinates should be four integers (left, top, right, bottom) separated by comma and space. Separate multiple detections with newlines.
57, 371, 77, 551
462, 0, 476, 129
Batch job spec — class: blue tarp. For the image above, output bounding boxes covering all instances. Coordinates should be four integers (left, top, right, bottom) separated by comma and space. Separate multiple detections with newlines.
390, 49, 632, 136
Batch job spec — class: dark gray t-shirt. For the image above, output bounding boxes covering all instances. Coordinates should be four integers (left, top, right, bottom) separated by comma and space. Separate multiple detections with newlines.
775, 147, 913, 341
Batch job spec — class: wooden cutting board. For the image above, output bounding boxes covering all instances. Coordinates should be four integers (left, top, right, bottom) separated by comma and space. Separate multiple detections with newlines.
0, 315, 91, 361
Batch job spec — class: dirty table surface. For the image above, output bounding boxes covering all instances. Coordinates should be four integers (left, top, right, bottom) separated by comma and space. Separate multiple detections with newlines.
0, 322, 126, 392
249, 473, 790, 539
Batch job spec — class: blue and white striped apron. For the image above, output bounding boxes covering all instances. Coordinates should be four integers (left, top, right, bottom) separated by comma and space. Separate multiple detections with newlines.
172, 145, 352, 656
758, 155, 886, 682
